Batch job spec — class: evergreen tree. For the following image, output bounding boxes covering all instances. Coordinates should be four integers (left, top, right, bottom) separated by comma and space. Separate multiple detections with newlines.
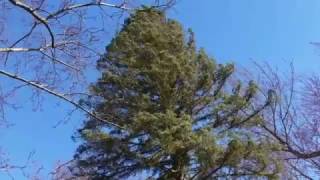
72, 8, 282, 180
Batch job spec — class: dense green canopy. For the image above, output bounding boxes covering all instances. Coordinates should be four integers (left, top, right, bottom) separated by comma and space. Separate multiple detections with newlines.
72, 8, 281, 180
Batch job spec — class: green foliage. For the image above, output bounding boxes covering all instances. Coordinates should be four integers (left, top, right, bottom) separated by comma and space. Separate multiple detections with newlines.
72, 8, 281, 179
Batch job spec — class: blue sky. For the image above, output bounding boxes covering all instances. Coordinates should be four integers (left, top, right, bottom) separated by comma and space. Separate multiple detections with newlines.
2, 0, 320, 179
171, 0, 320, 73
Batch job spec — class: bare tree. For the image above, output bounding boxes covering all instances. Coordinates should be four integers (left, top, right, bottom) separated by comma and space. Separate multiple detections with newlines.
250, 62, 320, 179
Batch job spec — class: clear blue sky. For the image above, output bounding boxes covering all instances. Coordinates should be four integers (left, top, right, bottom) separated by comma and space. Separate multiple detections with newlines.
2, 0, 320, 179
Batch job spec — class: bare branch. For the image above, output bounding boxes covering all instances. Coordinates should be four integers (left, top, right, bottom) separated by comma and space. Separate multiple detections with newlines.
0, 69, 124, 129
46, 1, 131, 20
8, 0, 55, 47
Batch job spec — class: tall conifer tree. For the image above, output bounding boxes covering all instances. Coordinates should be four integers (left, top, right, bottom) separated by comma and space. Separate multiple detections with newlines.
73, 8, 281, 180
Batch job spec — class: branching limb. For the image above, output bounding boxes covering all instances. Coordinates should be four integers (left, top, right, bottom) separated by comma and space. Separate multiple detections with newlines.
8, 0, 55, 47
